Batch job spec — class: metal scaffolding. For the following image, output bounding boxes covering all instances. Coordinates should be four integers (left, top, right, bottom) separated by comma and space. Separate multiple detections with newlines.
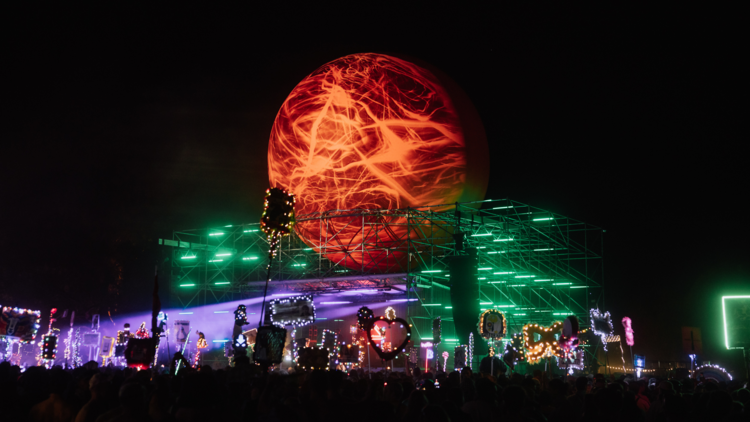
161, 198, 604, 338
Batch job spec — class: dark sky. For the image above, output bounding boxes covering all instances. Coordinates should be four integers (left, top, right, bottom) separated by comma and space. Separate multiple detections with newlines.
3, 5, 747, 369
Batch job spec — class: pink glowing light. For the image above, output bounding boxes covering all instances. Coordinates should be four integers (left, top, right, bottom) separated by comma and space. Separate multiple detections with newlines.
622, 316, 634, 347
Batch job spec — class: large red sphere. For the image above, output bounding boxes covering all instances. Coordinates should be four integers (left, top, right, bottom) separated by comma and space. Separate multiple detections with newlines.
268, 53, 488, 272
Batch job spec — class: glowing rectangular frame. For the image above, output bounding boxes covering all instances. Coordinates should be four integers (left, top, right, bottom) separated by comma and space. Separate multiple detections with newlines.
722, 295, 750, 350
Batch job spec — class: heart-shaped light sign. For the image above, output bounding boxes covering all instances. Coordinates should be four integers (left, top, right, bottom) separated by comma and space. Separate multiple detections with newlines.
364, 316, 411, 361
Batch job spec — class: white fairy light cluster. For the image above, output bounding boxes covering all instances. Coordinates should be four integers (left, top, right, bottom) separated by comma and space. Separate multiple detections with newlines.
590, 308, 614, 352
468, 332, 475, 367
270, 295, 316, 327
695, 364, 733, 381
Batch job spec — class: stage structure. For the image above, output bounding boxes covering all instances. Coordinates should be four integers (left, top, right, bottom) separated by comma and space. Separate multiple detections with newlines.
160, 198, 603, 343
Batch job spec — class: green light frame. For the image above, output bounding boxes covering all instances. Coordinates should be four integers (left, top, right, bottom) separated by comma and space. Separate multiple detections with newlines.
722, 295, 750, 350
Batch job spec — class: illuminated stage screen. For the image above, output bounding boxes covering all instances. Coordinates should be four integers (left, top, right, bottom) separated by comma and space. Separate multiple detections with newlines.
268, 53, 489, 272
723, 296, 750, 349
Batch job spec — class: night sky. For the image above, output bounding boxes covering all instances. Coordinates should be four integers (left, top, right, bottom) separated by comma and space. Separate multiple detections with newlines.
3, 5, 747, 369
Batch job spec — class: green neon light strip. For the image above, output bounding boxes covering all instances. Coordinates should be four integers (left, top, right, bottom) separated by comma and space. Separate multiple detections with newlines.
533, 217, 554, 221
422, 270, 442, 273
445, 306, 453, 309
242, 257, 258, 260
214, 282, 230, 285
181, 256, 196, 260
570, 286, 586, 289
534, 279, 552, 282
723, 295, 750, 349
495, 305, 515, 308
180, 284, 195, 287
243, 229, 259, 233
209, 259, 223, 263
215, 253, 231, 257
514, 313, 527, 316
422, 304, 441, 306
478, 277, 487, 280
553, 282, 572, 286
494, 238, 513, 242
492, 206, 513, 209
489, 281, 505, 284
480, 302, 493, 305
209, 232, 224, 236
478, 267, 493, 270
494, 271, 513, 275
515, 275, 535, 278
471, 233, 492, 237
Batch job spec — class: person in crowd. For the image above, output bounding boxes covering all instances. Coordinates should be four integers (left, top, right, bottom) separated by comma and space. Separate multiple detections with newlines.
3, 358, 748, 422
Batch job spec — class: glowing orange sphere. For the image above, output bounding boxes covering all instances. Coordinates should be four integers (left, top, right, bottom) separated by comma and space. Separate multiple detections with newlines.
268, 53, 488, 272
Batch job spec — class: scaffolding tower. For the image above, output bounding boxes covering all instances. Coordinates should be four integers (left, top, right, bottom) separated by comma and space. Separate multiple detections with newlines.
160, 198, 604, 339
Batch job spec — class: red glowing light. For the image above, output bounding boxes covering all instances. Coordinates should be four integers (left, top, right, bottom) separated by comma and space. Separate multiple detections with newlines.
268, 53, 489, 271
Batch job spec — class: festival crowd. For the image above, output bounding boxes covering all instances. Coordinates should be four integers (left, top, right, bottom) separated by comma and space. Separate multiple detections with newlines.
1, 358, 748, 422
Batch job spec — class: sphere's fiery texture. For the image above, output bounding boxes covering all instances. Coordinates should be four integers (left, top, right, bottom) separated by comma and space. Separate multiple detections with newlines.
268, 53, 488, 272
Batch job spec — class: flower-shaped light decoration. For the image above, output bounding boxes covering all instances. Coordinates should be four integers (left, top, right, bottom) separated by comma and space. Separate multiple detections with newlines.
590, 309, 614, 351
260, 187, 296, 259
522, 322, 564, 364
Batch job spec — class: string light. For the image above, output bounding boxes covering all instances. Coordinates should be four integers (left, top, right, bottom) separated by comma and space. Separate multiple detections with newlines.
260, 188, 296, 259
523, 322, 563, 363
0, 306, 42, 343
134, 322, 149, 339
468, 332, 475, 367
478, 309, 506, 340
695, 364, 733, 381
357, 307, 374, 330
270, 295, 316, 327
590, 309, 614, 351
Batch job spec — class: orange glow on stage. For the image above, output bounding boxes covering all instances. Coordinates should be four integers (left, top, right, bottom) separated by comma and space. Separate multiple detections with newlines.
268, 53, 489, 272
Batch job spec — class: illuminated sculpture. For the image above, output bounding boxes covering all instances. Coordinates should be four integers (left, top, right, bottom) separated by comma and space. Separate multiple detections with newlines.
365, 314, 411, 361
590, 309, 614, 351
134, 322, 149, 339
197, 331, 207, 349
478, 309, 506, 340
357, 306, 374, 330
260, 187, 296, 259
268, 53, 489, 272
523, 322, 563, 363
622, 317, 634, 347
560, 315, 580, 350
384, 307, 396, 321
503, 333, 525, 369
